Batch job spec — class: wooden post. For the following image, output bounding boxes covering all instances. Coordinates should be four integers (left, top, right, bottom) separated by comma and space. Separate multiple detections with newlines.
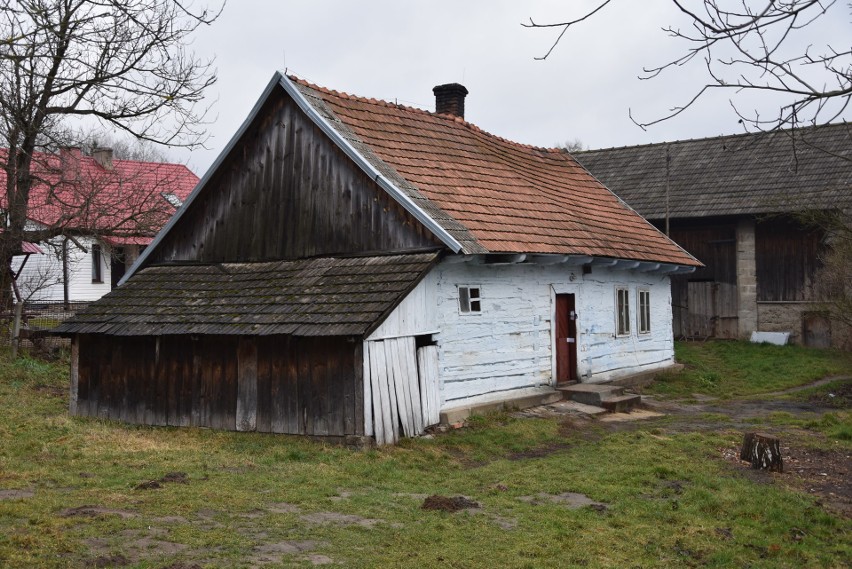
10, 301, 23, 359
69, 336, 79, 416
740, 432, 783, 472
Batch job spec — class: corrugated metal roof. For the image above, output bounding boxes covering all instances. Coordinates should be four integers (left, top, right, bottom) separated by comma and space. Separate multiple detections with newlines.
54, 252, 440, 336
574, 123, 852, 220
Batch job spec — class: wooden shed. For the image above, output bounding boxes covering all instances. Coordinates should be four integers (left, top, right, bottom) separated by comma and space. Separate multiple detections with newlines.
57, 72, 701, 444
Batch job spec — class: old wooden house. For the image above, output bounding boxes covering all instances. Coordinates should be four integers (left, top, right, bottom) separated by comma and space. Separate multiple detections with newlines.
575, 124, 851, 348
56, 72, 700, 444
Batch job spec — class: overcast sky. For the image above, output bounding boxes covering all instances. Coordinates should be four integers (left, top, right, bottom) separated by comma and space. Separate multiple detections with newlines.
167, 0, 851, 174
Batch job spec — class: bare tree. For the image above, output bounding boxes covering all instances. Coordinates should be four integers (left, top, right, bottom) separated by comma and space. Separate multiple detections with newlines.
556, 137, 586, 153
799, 209, 852, 335
0, 0, 221, 308
525, 1, 851, 132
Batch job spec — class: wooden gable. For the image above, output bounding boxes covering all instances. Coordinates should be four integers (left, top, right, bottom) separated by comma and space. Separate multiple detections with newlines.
149, 88, 442, 264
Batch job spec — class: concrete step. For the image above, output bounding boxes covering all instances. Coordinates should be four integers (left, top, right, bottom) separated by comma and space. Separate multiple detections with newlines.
557, 383, 625, 406
600, 393, 642, 413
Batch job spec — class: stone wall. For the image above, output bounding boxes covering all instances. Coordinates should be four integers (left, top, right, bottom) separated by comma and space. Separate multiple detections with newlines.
736, 219, 758, 338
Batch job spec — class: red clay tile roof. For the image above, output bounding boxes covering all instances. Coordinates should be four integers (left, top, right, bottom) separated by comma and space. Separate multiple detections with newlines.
0, 148, 198, 243
292, 78, 699, 267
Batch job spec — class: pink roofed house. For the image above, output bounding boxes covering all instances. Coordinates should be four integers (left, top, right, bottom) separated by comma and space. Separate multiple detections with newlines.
2, 146, 198, 303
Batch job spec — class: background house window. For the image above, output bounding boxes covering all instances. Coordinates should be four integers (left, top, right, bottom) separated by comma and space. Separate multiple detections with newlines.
638, 289, 651, 334
91, 244, 103, 283
458, 286, 481, 314
616, 287, 630, 336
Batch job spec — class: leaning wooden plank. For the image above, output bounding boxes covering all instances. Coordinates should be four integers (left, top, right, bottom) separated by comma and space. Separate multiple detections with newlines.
362, 341, 373, 437
368, 342, 388, 445
402, 337, 424, 435
381, 341, 400, 443
388, 338, 414, 437
373, 342, 397, 444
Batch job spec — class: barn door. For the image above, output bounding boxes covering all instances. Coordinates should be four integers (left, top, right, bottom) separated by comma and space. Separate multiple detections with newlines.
555, 294, 578, 384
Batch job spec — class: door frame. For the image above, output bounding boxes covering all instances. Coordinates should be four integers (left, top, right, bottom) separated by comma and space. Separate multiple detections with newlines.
550, 285, 580, 385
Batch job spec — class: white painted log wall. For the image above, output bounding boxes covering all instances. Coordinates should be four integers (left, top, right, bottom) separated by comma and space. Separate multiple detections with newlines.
430, 260, 675, 408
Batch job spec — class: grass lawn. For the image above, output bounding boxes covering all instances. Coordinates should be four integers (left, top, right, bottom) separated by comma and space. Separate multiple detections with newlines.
0, 343, 850, 568
645, 340, 852, 399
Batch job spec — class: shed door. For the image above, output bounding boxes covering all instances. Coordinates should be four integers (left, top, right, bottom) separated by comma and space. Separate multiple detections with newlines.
555, 294, 577, 383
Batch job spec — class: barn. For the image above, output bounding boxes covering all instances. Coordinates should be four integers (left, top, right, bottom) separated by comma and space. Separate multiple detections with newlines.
575, 125, 852, 347
56, 72, 700, 444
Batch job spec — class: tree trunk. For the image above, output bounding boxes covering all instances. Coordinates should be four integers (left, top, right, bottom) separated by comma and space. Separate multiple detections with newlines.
740, 432, 783, 472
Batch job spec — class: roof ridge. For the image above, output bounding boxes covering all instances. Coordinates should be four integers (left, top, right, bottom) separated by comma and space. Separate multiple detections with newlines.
288, 74, 564, 156
575, 121, 851, 154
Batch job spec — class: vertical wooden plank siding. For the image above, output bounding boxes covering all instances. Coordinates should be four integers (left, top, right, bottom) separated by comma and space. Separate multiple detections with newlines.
73, 334, 361, 438
150, 90, 440, 266
361, 342, 373, 437
417, 345, 441, 428
236, 338, 258, 432
367, 342, 385, 445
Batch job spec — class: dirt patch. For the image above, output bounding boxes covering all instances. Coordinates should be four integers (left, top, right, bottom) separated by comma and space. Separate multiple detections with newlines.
805, 379, 852, 408
266, 502, 301, 514
421, 495, 480, 512
303, 553, 335, 565
518, 492, 608, 511
300, 511, 381, 528
720, 440, 851, 517
61, 505, 137, 519
85, 554, 129, 567
250, 540, 323, 565
489, 514, 518, 530
0, 488, 34, 500
136, 471, 189, 490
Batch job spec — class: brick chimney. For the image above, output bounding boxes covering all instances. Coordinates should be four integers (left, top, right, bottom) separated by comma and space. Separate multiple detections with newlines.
59, 147, 82, 182
92, 147, 114, 170
433, 83, 468, 119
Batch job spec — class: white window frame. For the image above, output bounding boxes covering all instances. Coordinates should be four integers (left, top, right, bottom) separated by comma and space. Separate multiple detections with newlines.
615, 286, 630, 336
637, 288, 651, 335
458, 285, 482, 315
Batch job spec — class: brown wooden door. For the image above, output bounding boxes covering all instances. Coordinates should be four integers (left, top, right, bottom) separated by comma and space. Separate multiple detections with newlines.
555, 294, 578, 383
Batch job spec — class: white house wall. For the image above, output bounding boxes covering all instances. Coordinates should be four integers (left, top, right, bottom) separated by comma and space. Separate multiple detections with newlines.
430, 259, 674, 409
12, 236, 112, 302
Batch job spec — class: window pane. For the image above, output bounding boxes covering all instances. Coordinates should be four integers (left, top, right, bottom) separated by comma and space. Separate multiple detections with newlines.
470, 300, 481, 312
459, 287, 470, 313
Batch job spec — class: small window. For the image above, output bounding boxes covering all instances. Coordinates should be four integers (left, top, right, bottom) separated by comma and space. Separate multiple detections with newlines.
616, 287, 630, 336
91, 244, 103, 283
458, 286, 481, 314
638, 289, 651, 334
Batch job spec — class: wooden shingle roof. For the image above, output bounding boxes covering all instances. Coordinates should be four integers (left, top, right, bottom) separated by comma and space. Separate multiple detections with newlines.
291, 78, 699, 267
574, 123, 852, 220
54, 252, 439, 337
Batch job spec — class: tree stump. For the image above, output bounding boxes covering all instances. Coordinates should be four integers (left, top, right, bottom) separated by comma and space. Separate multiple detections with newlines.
740, 432, 783, 472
